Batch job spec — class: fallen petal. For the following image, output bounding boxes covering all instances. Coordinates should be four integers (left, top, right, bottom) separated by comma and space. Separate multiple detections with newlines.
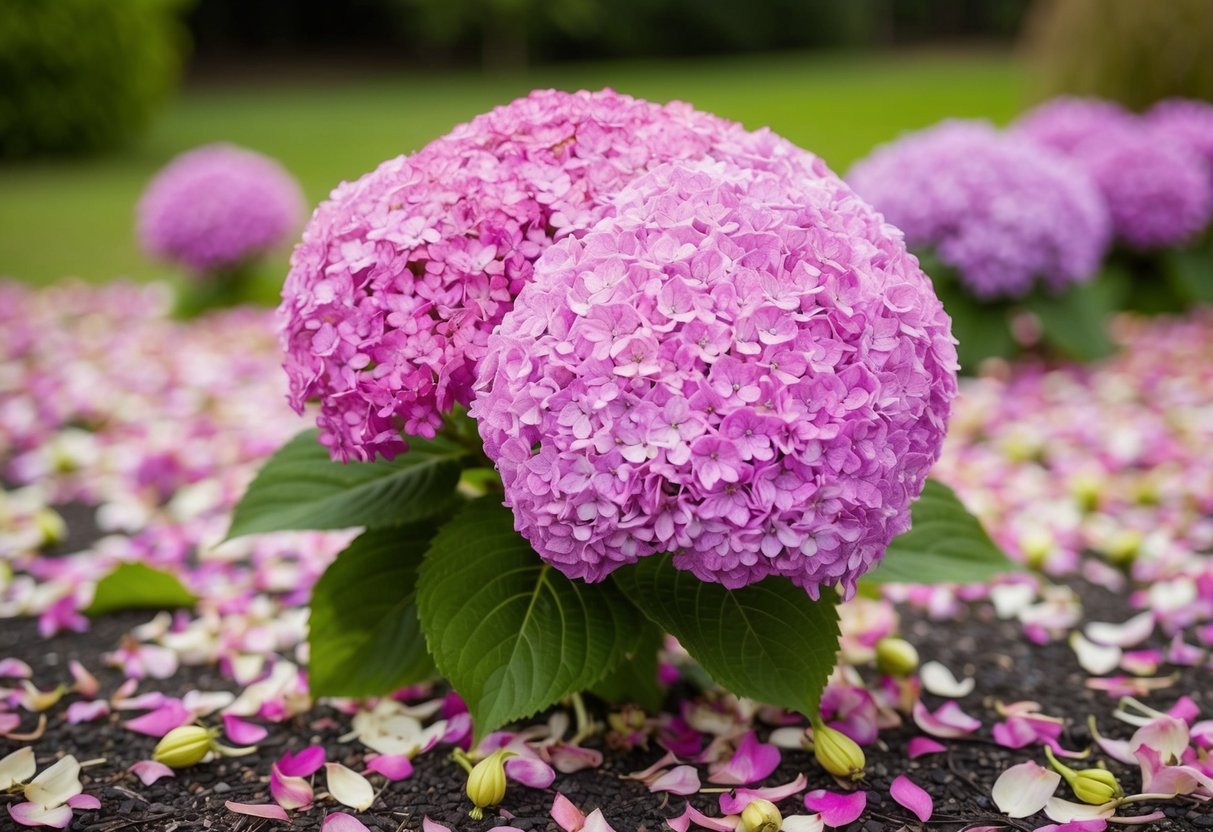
582, 808, 618, 832
1085, 612, 1154, 648
0, 658, 33, 678
65, 794, 100, 811
920, 661, 975, 698
913, 701, 982, 738
664, 803, 737, 832
907, 737, 947, 759
222, 714, 268, 745
422, 819, 451, 832
707, 731, 780, 785
8, 801, 73, 829
803, 789, 866, 828
719, 773, 808, 814
277, 745, 326, 777
65, 700, 109, 725
125, 702, 191, 737
1130, 715, 1189, 765
649, 764, 700, 796
505, 756, 556, 790
1069, 633, 1122, 676
325, 762, 374, 812
129, 761, 175, 786
1034, 822, 1107, 832
24, 755, 82, 810
223, 801, 289, 821
890, 775, 932, 822
323, 813, 371, 832
365, 754, 413, 781
552, 792, 586, 832
1043, 798, 1116, 823
781, 816, 824, 832
992, 761, 1061, 818
0, 747, 37, 790
270, 764, 313, 811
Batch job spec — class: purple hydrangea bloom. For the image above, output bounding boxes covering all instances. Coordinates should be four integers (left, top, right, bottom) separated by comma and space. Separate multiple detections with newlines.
278, 88, 834, 462
472, 161, 958, 599
1147, 98, 1213, 179
137, 143, 305, 273
1011, 96, 1136, 155
846, 121, 1110, 299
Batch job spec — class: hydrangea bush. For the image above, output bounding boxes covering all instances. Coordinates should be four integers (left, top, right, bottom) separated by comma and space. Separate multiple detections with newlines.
231, 90, 1014, 739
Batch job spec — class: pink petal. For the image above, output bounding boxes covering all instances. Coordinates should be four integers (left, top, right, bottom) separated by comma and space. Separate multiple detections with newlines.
365, 754, 413, 781
125, 701, 191, 737
223, 714, 268, 745
912, 701, 982, 738
1034, 823, 1107, 832
8, 802, 73, 829
65, 700, 110, 725
649, 764, 700, 796
549, 743, 604, 773
1131, 715, 1190, 764
992, 761, 1061, 818
706, 731, 780, 785
277, 745, 326, 777
422, 820, 451, 832
1166, 696, 1200, 724
803, 789, 867, 828
129, 761, 175, 786
993, 718, 1037, 750
270, 764, 313, 811
719, 773, 808, 814
322, 813, 371, 832
112, 691, 166, 711
0, 659, 33, 678
441, 712, 472, 745
65, 794, 100, 811
0, 713, 20, 734
67, 662, 99, 698
664, 804, 737, 832
505, 756, 556, 789
582, 809, 618, 832
224, 801, 289, 821
552, 792, 586, 832
906, 737, 947, 759
890, 775, 932, 822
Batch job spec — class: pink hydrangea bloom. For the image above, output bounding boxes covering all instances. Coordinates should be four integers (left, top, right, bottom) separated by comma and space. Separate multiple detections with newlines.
137, 143, 305, 273
846, 120, 1110, 299
278, 88, 833, 461
1011, 96, 1136, 155
1146, 98, 1213, 180
472, 161, 957, 598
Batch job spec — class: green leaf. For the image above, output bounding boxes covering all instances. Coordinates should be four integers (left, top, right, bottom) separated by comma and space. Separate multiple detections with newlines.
85, 563, 197, 616
612, 556, 840, 717
928, 267, 1017, 373
227, 429, 465, 539
863, 478, 1020, 585
1163, 246, 1213, 306
416, 500, 642, 740
308, 526, 436, 697
589, 623, 665, 712
1024, 280, 1116, 362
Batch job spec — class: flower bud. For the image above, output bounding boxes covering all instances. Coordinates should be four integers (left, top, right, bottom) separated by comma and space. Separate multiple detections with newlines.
466, 749, 513, 820
738, 798, 782, 832
1045, 745, 1123, 805
875, 637, 919, 677
153, 725, 217, 769
812, 721, 865, 782
35, 509, 66, 547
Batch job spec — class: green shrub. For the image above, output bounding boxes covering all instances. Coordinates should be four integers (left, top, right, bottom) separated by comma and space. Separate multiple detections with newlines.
1024, 0, 1213, 109
0, 0, 191, 157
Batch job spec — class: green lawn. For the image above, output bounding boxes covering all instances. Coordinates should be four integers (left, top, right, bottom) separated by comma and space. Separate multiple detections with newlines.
0, 49, 1025, 290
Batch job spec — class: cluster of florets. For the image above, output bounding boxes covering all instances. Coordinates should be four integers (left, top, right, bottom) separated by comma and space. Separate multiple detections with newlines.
1146, 98, 1213, 181
471, 162, 958, 598
278, 89, 833, 461
846, 121, 1110, 299
137, 143, 305, 273
1010, 96, 1136, 154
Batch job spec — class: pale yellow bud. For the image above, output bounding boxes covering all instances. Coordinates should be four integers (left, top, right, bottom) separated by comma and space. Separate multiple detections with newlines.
153, 725, 217, 769
35, 508, 66, 548
875, 637, 919, 677
466, 749, 513, 820
1045, 745, 1123, 805
738, 798, 782, 832
812, 721, 865, 781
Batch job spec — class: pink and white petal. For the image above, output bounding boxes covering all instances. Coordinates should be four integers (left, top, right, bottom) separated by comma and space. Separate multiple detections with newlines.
1085, 612, 1154, 648
1033, 822, 1108, 832
270, 764, 313, 811
65, 700, 109, 725
223, 714, 268, 745
649, 764, 700, 796
506, 756, 556, 790
224, 801, 290, 821
549, 743, 604, 773
67, 662, 99, 698
781, 816, 824, 832
325, 763, 374, 812
277, 745, 326, 777
1108, 811, 1167, 826
913, 701, 981, 738
582, 809, 618, 832
1131, 716, 1190, 764
890, 775, 932, 822
706, 731, 780, 785
8, 801, 73, 829
1043, 798, 1116, 823
422, 818, 452, 832
803, 789, 867, 828
719, 774, 808, 814
907, 737, 947, 759
0, 659, 33, 678
65, 794, 100, 811
323, 811, 372, 832
24, 755, 82, 810
125, 701, 191, 737
182, 690, 234, 717
442, 712, 472, 745
992, 761, 1061, 818
365, 754, 413, 781
553, 793, 586, 832
664, 804, 738, 832
920, 662, 975, 698
129, 761, 175, 786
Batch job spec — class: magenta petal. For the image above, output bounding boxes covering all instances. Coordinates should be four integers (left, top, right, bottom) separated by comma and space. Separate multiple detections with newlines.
804, 789, 867, 828
719, 773, 808, 814
365, 754, 413, 781
130, 761, 175, 786
223, 714, 268, 745
66, 794, 100, 811
224, 801, 289, 821
65, 700, 110, 725
277, 745, 326, 777
0, 712, 21, 734
505, 756, 556, 789
125, 701, 191, 737
890, 775, 932, 822
707, 731, 780, 785
906, 737, 947, 759
8, 802, 73, 829
322, 812, 371, 832
993, 718, 1037, 750
442, 712, 472, 744
270, 764, 314, 811
0, 658, 33, 678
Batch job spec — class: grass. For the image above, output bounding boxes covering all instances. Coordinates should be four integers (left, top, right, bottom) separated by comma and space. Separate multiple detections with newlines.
0, 48, 1025, 289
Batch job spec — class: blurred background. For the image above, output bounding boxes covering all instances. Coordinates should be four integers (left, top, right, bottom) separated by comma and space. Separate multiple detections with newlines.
1, 0, 1211, 290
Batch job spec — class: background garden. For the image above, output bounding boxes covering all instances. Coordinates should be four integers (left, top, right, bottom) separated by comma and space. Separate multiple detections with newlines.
1, 1, 1212, 831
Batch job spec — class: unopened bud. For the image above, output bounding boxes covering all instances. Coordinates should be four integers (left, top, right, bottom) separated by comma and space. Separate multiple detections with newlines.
875, 637, 919, 677
1045, 745, 1123, 805
153, 725, 218, 769
466, 748, 513, 820
738, 798, 782, 832
35, 508, 66, 547
812, 720, 865, 781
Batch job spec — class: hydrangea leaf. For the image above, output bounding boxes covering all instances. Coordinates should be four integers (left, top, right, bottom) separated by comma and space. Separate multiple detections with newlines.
862, 478, 1020, 585
612, 556, 841, 716
86, 563, 197, 616
416, 499, 642, 741
928, 269, 1017, 371
308, 526, 436, 697
226, 430, 465, 540
1024, 280, 1116, 362
588, 623, 665, 713
1163, 246, 1213, 306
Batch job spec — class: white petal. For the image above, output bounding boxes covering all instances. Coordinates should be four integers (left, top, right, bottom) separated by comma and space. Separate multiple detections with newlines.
990, 583, 1036, 618
24, 756, 81, 810
1085, 611, 1155, 648
782, 816, 825, 832
1069, 631, 1122, 676
1044, 797, 1117, 822
0, 747, 36, 790
919, 661, 975, 698
325, 762, 374, 811
991, 760, 1060, 818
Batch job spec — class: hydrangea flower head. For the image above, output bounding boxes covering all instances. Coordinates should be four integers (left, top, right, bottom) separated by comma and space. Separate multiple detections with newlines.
279, 88, 833, 461
137, 143, 305, 273
846, 120, 1110, 299
472, 161, 958, 599
1011, 96, 1136, 155
1146, 98, 1213, 179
